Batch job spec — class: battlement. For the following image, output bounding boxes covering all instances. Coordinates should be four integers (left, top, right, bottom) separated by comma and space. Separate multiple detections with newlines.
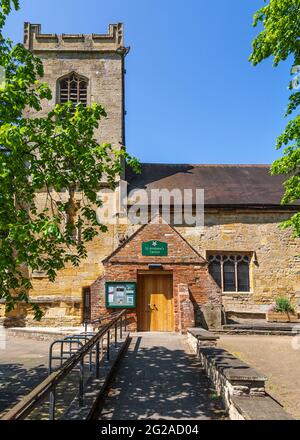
24, 22, 128, 54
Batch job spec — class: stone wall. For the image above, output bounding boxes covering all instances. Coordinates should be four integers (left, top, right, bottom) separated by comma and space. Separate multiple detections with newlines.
11, 208, 299, 327
25, 214, 122, 326
199, 346, 294, 420
6, 206, 299, 327
186, 330, 294, 420
177, 209, 300, 317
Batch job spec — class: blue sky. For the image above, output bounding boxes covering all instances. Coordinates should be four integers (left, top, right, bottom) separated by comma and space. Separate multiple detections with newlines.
5, 0, 291, 164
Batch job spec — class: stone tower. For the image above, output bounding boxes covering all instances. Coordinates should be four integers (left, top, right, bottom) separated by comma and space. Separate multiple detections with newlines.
23, 22, 128, 148
7, 23, 131, 327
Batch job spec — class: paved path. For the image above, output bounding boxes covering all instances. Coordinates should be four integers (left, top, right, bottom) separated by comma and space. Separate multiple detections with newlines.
217, 335, 300, 420
98, 332, 227, 420
0, 332, 96, 419
0, 334, 49, 416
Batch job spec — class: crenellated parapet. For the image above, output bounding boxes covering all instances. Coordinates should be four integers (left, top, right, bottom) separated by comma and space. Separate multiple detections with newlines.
23, 22, 128, 54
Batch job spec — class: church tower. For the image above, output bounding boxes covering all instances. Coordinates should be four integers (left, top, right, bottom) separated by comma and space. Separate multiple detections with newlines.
17, 23, 130, 326
24, 22, 128, 149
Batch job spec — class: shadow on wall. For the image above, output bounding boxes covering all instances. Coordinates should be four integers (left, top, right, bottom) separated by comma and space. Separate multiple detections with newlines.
2, 317, 26, 328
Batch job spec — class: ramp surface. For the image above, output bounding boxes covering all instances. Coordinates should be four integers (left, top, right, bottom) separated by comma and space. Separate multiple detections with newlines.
97, 332, 227, 420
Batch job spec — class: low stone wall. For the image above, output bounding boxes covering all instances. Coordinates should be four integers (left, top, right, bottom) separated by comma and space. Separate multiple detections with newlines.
187, 329, 294, 420
186, 327, 219, 352
199, 346, 266, 419
6, 326, 85, 342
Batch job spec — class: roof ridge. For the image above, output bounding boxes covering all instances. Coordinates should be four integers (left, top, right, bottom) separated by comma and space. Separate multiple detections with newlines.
137, 163, 271, 167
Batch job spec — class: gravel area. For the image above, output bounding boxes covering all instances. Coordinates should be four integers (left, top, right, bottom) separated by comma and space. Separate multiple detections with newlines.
217, 334, 300, 420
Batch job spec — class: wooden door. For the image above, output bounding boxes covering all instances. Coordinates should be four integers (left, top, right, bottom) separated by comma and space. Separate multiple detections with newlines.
82, 287, 91, 323
137, 274, 174, 332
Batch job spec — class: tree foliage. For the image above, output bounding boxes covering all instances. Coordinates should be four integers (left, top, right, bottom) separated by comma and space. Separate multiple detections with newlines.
250, 0, 300, 237
0, 1, 139, 318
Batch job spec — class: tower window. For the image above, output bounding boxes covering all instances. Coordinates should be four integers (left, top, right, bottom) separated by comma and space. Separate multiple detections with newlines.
59, 72, 88, 106
208, 254, 250, 293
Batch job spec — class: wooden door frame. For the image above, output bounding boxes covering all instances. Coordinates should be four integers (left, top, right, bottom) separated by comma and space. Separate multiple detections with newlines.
137, 271, 174, 332
138, 270, 173, 276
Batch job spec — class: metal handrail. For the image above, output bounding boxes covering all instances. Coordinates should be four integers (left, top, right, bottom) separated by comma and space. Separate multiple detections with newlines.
2, 309, 127, 421
84, 311, 121, 332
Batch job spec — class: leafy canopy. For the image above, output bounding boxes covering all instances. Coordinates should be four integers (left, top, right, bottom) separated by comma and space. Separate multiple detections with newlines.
250, 0, 300, 237
0, 0, 139, 319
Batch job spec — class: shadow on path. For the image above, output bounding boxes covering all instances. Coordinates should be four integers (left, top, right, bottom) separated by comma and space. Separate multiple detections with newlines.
0, 363, 48, 415
98, 334, 227, 420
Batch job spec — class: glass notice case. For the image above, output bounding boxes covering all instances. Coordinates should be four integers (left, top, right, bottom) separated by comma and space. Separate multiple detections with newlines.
105, 282, 136, 308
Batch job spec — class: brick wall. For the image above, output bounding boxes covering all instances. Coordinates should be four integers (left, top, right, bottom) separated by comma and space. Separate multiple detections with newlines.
90, 220, 222, 332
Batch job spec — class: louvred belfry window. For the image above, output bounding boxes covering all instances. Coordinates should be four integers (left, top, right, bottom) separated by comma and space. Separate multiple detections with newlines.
59, 73, 88, 106
208, 254, 250, 292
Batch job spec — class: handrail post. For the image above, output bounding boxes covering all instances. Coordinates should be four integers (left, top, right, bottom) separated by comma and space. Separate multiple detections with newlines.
107, 330, 110, 361
89, 347, 93, 372
95, 342, 100, 379
49, 344, 53, 375
78, 358, 84, 406
60, 342, 64, 367
125, 311, 127, 331
101, 336, 103, 360
49, 388, 56, 420
1, 311, 125, 421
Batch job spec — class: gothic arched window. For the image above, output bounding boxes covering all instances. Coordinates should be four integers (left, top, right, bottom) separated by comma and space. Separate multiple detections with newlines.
223, 258, 236, 292
237, 259, 250, 292
208, 255, 222, 288
58, 72, 88, 106
208, 254, 251, 292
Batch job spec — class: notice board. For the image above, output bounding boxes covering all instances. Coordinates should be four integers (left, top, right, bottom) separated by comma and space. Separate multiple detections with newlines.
105, 282, 136, 308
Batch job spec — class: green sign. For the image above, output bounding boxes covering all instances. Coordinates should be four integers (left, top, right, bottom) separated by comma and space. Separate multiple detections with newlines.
105, 282, 136, 309
142, 240, 168, 256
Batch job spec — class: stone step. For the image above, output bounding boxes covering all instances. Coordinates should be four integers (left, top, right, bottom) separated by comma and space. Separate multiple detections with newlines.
217, 322, 300, 336
214, 329, 298, 336
231, 395, 294, 420
187, 327, 219, 340
223, 323, 298, 331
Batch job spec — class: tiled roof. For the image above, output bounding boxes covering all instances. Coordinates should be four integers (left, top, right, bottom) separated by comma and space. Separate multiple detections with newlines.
126, 163, 299, 207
